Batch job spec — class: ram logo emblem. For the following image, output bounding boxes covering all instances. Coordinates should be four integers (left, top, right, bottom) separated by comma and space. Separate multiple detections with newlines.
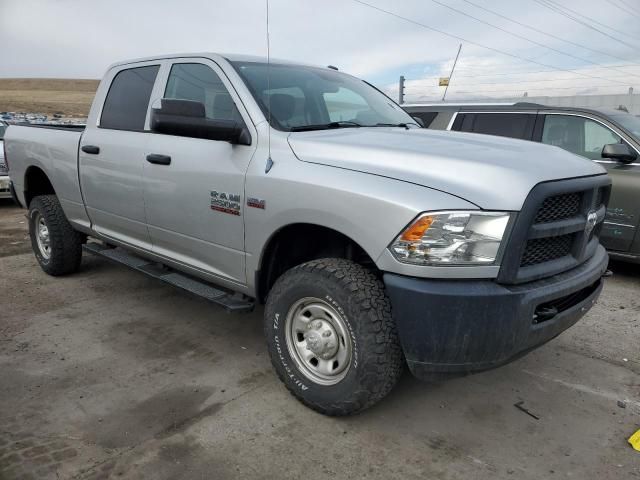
585, 210, 598, 236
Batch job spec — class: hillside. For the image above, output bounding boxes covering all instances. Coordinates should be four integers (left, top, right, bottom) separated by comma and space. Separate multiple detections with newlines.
0, 78, 99, 117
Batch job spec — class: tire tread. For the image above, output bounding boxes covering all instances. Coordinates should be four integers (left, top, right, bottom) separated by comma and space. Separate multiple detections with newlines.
29, 195, 83, 276
265, 258, 404, 416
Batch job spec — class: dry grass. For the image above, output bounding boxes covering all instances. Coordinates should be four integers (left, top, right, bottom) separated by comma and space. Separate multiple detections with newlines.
0, 78, 99, 117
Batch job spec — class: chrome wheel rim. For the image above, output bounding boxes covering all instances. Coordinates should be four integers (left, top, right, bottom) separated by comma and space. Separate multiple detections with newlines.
34, 212, 51, 260
285, 297, 352, 386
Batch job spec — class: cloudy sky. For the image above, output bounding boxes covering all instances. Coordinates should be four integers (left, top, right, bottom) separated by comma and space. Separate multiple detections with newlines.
1, 0, 639, 101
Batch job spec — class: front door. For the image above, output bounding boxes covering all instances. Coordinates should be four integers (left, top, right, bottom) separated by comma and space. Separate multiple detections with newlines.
539, 113, 640, 252
143, 59, 256, 285
79, 63, 161, 250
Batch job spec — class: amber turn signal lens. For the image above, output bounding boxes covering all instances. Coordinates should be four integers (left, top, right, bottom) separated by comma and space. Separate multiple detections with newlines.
400, 215, 434, 242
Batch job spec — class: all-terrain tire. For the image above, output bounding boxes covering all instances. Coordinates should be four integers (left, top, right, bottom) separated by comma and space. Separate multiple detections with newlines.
264, 258, 404, 416
28, 195, 83, 276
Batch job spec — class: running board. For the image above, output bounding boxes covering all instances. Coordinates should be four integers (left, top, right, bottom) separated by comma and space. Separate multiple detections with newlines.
82, 242, 254, 313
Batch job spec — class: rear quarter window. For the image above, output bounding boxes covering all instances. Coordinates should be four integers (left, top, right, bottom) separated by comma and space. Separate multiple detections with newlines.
100, 65, 160, 131
455, 113, 535, 140
408, 111, 438, 128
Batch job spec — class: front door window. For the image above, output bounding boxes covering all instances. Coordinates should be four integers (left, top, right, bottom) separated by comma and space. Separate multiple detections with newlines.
541, 115, 624, 160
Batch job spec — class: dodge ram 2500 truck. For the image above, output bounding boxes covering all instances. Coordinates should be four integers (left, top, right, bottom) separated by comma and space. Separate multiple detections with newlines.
5, 53, 610, 415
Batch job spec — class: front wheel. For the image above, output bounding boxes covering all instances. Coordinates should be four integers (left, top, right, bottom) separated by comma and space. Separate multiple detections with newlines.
28, 195, 84, 276
264, 258, 404, 416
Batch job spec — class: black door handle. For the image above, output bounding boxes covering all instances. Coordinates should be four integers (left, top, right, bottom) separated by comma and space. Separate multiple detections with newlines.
146, 154, 172, 165
81, 145, 100, 154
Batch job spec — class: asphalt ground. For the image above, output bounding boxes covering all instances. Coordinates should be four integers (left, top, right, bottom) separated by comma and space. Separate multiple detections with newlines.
0, 198, 638, 479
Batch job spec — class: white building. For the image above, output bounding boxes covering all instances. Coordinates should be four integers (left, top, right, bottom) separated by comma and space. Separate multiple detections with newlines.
498, 91, 639, 115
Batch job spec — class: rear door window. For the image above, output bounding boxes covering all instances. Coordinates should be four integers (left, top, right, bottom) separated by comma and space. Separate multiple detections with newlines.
460, 113, 535, 140
541, 114, 623, 160
100, 65, 160, 131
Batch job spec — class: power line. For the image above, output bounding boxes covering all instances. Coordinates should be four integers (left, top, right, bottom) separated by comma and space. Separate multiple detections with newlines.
352, 0, 634, 87
427, 0, 640, 81
603, 0, 640, 19
540, 0, 640, 41
534, 0, 640, 48
617, 0, 640, 15
460, 0, 634, 64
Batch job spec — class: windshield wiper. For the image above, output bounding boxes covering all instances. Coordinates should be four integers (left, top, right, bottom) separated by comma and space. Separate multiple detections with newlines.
289, 121, 362, 132
372, 122, 419, 129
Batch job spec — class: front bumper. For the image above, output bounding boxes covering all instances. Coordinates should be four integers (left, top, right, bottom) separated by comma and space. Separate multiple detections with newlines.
384, 245, 608, 380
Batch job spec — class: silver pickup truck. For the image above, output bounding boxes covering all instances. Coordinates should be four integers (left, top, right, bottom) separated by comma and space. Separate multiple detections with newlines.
5, 53, 611, 415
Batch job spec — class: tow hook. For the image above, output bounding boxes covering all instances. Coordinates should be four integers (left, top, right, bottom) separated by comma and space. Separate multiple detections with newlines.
602, 269, 613, 278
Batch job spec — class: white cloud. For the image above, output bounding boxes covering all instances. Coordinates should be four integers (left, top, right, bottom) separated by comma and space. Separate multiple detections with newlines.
1, 0, 638, 101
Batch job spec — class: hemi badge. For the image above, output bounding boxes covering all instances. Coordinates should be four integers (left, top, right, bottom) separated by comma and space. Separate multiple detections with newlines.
247, 197, 266, 210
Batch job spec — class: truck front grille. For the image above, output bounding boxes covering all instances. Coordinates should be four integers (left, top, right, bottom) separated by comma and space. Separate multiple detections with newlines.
498, 176, 611, 284
0, 162, 7, 175
521, 234, 574, 267
533, 192, 581, 223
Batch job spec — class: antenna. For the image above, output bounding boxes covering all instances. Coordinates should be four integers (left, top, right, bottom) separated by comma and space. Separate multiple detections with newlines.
442, 43, 462, 102
265, 0, 274, 173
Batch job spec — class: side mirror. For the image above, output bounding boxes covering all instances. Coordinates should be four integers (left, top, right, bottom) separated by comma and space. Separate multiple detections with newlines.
412, 116, 425, 128
601, 143, 637, 164
150, 98, 249, 145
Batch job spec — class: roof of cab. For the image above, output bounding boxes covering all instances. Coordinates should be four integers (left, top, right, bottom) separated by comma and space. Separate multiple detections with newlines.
107, 52, 319, 70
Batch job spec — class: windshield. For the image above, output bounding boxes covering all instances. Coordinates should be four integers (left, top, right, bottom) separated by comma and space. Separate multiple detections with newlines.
0, 123, 6, 140
231, 61, 416, 131
609, 113, 640, 138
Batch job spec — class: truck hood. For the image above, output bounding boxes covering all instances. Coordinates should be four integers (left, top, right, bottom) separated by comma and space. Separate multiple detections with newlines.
287, 128, 606, 210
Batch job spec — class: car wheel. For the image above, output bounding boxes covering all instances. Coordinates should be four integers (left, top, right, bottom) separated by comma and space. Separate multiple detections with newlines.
28, 195, 83, 276
264, 258, 403, 415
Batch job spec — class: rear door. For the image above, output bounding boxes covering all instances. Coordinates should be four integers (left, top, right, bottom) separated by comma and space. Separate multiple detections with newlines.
79, 62, 161, 249
538, 112, 640, 252
143, 58, 257, 285
451, 112, 536, 140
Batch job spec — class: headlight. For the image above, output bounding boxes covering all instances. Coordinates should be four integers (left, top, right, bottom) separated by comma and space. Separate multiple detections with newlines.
389, 211, 511, 265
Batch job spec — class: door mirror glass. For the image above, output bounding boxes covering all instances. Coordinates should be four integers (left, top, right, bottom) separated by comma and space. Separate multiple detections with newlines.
602, 142, 637, 164
150, 98, 247, 144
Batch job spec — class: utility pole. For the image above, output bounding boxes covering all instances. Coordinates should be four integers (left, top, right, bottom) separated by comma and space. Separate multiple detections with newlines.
398, 75, 405, 104
442, 44, 462, 102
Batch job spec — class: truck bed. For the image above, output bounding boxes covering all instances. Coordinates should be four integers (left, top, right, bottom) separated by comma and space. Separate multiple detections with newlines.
5, 123, 87, 226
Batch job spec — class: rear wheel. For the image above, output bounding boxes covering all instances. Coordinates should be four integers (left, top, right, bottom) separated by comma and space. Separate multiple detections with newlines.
264, 258, 403, 416
28, 195, 83, 276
